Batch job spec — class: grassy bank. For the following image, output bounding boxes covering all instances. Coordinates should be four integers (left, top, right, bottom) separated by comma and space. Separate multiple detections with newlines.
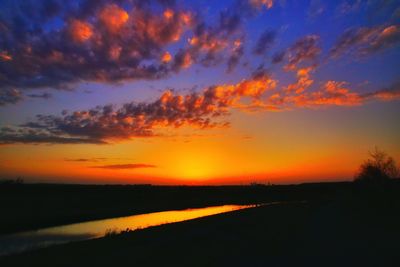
1, 189, 399, 266
0, 182, 355, 234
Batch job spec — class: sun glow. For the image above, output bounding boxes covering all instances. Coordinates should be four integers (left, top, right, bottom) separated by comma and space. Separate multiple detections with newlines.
174, 153, 218, 180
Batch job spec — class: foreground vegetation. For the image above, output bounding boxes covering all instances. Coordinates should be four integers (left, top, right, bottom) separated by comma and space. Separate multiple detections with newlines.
0, 180, 399, 266
0, 181, 352, 234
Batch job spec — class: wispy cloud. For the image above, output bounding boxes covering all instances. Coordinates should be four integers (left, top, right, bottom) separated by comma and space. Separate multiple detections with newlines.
330, 24, 400, 58
65, 158, 107, 162
361, 82, 400, 101
0, 88, 22, 106
91, 163, 156, 169
270, 35, 321, 71
26, 92, 52, 99
253, 29, 276, 55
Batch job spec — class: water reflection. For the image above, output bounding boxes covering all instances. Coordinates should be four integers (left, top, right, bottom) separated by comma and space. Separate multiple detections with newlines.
0, 204, 255, 256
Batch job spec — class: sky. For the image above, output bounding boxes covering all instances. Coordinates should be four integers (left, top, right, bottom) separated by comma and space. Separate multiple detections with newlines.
0, 0, 399, 185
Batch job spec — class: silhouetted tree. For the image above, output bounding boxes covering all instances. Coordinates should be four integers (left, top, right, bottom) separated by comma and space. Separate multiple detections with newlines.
0, 177, 24, 185
355, 147, 399, 182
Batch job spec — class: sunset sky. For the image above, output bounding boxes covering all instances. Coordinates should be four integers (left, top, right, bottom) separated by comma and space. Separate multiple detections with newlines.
0, 0, 399, 184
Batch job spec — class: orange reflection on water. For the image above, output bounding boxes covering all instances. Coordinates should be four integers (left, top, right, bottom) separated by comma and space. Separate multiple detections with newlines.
38, 205, 255, 238
0, 204, 258, 256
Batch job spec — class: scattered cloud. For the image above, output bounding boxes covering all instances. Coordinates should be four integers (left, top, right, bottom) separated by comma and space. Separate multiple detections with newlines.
91, 163, 156, 169
0, 0, 192, 93
330, 24, 400, 58
362, 82, 400, 101
247, 0, 274, 10
0, 130, 106, 145
0, 88, 22, 106
1, 67, 399, 145
308, 0, 326, 19
0, 0, 278, 105
270, 35, 321, 70
227, 40, 244, 72
0, 1, 399, 148
0, 72, 277, 144
65, 158, 107, 162
26, 92, 52, 99
268, 80, 362, 109
284, 35, 321, 71
336, 0, 362, 16
284, 66, 315, 94
253, 29, 277, 55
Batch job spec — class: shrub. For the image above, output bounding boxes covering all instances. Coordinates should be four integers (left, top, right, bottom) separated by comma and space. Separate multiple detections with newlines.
355, 147, 399, 182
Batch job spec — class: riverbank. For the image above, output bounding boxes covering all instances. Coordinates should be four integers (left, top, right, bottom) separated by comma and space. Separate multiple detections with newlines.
1, 187, 399, 266
0, 182, 354, 234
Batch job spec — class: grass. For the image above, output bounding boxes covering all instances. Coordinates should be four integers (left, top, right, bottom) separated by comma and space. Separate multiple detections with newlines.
0, 182, 351, 234
0, 181, 399, 266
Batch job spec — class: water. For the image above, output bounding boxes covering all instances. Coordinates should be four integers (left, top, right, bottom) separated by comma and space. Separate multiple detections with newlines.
0, 204, 257, 256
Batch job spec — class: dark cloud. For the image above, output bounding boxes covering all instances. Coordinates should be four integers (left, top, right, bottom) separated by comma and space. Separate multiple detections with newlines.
363, 25, 400, 54
182, 14, 243, 68
330, 24, 400, 58
361, 81, 400, 101
0, 88, 22, 106
253, 29, 276, 55
26, 92, 52, 99
271, 51, 285, 64
365, 0, 400, 22
269, 35, 321, 70
227, 40, 244, 72
0, 130, 106, 145
0, 0, 192, 92
0, 0, 264, 104
65, 158, 107, 162
284, 35, 321, 70
91, 163, 156, 169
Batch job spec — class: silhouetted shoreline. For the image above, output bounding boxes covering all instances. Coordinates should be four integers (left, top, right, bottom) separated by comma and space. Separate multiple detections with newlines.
1, 180, 399, 266
0, 181, 358, 235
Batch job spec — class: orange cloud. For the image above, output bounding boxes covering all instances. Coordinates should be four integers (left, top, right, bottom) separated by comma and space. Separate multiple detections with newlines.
68, 19, 93, 43
99, 4, 129, 32
175, 50, 193, 69
109, 45, 122, 60
331, 24, 400, 58
284, 35, 321, 71
131, 9, 192, 45
293, 81, 362, 107
367, 24, 400, 53
362, 82, 400, 101
1, 73, 277, 144
163, 9, 174, 20
285, 66, 314, 94
372, 90, 400, 101
161, 51, 172, 63
0, 51, 12, 61
188, 33, 228, 54
249, 0, 274, 9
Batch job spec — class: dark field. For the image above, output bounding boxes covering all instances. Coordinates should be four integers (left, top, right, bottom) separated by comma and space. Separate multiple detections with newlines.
1, 181, 400, 266
0, 182, 351, 235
